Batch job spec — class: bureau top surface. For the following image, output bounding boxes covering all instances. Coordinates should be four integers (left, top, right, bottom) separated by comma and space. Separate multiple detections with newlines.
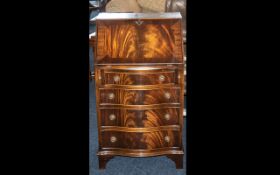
95, 12, 182, 20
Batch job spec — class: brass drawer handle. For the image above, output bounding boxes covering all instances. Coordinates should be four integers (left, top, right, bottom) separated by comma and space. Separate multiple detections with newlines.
164, 113, 170, 120
110, 136, 117, 143
108, 93, 115, 100
164, 92, 171, 99
109, 114, 116, 121
159, 75, 165, 82
164, 136, 170, 143
113, 75, 120, 82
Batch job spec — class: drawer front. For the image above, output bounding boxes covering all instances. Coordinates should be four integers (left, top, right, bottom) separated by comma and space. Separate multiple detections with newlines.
103, 71, 176, 86
99, 88, 180, 105
101, 130, 180, 149
100, 108, 180, 127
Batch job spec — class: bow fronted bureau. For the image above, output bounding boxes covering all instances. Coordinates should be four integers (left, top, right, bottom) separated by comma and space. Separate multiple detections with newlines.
93, 12, 185, 169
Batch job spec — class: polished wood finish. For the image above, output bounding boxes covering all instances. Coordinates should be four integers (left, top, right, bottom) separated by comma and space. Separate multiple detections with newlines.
98, 155, 114, 169
99, 88, 180, 105
104, 71, 176, 85
100, 108, 180, 127
95, 13, 183, 64
93, 13, 184, 169
101, 130, 180, 149
167, 154, 184, 169
97, 147, 183, 156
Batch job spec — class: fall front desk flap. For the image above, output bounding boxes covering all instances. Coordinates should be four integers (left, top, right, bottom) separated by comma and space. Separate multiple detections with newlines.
95, 12, 183, 64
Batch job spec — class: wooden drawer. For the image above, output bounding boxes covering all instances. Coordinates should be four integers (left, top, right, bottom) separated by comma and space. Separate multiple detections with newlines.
101, 130, 180, 149
100, 108, 180, 127
99, 88, 180, 105
98, 67, 181, 86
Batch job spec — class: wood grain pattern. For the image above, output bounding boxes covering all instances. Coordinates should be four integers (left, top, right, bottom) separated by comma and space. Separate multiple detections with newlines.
96, 65, 182, 87
94, 13, 184, 169
99, 88, 180, 105
96, 20, 183, 64
100, 108, 180, 127
101, 130, 180, 149
103, 71, 176, 85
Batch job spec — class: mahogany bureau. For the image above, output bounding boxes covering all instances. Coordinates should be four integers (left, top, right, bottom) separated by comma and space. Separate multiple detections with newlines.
93, 12, 184, 169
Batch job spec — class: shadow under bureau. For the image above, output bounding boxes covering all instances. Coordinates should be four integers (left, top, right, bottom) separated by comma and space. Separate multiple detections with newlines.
93, 12, 185, 169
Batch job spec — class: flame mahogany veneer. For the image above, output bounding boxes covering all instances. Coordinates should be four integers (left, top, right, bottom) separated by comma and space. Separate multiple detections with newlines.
93, 13, 184, 169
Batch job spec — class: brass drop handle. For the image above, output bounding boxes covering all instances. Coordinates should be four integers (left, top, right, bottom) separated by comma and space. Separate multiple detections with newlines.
110, 136, 117, 143
109, 114, 116, 121
164, 92, 171, 99
108, 93, 115, 100
113, 75, 120, 82
159, 75, 165, 82
164, 113, 170, 120
164, 136, 170, 143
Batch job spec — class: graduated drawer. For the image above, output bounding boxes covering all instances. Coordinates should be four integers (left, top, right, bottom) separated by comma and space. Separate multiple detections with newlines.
100, 108, 180, 127
101, 130, 180, 149
102, 70, 179, 86
99, 87, 180, 105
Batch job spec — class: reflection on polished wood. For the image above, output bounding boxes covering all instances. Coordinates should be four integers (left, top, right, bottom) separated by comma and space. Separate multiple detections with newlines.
98, 149, 184, 157
101, 126, 180, 132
